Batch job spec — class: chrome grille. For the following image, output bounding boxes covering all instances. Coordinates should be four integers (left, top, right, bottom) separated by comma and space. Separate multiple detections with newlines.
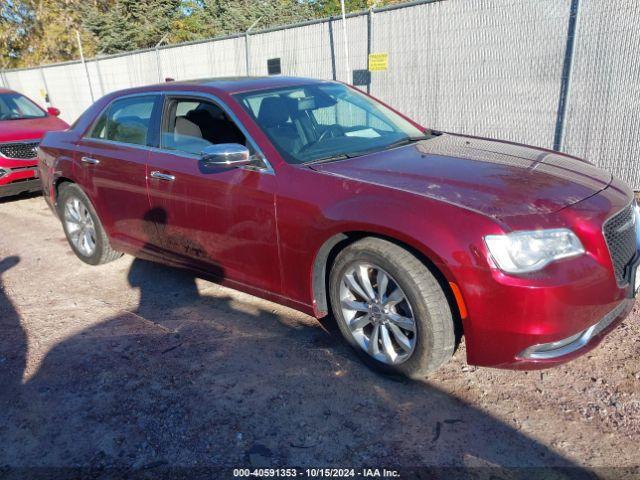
603, 203, 637, 286
0, 141, 39, 159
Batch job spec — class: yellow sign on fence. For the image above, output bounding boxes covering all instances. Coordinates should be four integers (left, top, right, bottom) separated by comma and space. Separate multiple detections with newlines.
368, 53, 389, 71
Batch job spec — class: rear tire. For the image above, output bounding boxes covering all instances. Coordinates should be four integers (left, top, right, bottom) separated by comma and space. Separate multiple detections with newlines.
329, 237, 455, 378
58, 183, 122, 265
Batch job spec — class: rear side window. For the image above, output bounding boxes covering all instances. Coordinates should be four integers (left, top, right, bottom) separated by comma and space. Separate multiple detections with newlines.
87, 95, 157, 146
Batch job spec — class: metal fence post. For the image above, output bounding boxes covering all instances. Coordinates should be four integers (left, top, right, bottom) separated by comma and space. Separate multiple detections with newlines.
245, 18, 262, 76
328, 17, 337, 81
39, 67, 51, 106
155, 34, 169, 82
155, 48, 162, 82
95, 57, 106, 97
244, 32, 250, 76
367, 7, 374, 94
76, 30, 95, 103
553, 0, 581, 151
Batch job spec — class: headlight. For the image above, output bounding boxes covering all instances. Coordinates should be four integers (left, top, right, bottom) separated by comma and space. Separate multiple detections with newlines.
484, 228, 585, 274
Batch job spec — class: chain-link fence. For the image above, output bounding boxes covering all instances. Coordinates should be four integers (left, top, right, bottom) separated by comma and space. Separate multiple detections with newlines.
1, 0, 639, 188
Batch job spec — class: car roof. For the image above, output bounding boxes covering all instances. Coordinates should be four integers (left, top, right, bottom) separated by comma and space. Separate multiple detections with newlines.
0, 87, 16, 94
109, 76, 335, 98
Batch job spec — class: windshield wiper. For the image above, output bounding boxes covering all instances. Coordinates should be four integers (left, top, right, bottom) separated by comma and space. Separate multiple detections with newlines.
340, 135, 430, 159
382, 135, 430, 150
303, 134, 431, 166
303, 154, 350, 165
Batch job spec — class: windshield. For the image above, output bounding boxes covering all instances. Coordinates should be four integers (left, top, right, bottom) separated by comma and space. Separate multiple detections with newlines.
235, 83, 425, 164
0, 93, 47, 120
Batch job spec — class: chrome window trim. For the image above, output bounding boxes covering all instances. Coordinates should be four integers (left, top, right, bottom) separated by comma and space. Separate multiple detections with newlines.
82, 137, 269, 174
81, 90, 274, 175
80, 137, 154, 151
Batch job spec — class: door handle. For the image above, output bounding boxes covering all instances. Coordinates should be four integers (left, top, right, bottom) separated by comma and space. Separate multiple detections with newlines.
150, 171, 176, 181
81, 156, 100, 165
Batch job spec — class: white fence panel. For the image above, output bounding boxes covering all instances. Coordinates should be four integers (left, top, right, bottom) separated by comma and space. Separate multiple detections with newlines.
248, 21, 335, 79
562, 0, 640, 187
96, 50, 158, 96
3, 68, 48, 109
159, 36, 246, 81
371, 0, 570, 150
2, 0, 640, 188
42, 63, 95, 122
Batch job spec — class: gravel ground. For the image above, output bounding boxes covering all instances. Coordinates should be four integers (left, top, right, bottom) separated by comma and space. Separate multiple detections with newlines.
0, 194, 639, 478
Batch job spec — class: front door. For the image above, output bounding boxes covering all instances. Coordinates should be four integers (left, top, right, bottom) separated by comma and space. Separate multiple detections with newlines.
146, 95, 280, 293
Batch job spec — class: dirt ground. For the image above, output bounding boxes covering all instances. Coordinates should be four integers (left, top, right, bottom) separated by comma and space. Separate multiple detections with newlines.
1, 194, 639, 478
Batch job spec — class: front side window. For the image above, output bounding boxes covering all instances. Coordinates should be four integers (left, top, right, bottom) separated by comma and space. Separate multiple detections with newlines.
161, 98, 247, 156
88, 95, 156, 146
0, 93, 46, 120
235, 83, 426, 164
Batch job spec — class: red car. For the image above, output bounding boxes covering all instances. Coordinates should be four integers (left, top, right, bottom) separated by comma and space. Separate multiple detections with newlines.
0, 88, 68, 198
38, 77, 639, 377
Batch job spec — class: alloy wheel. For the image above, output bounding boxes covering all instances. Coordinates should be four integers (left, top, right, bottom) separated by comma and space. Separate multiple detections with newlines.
339, 262, 417, 364
64, 197, 97, 257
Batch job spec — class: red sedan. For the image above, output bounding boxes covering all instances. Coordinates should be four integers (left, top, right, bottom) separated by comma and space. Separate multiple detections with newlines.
0, 88, 68, 198
38, 77, 639, 377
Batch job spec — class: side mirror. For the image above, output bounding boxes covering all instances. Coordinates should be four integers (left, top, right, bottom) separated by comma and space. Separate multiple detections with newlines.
200, 144, 252, 168
47, 107, 61, 117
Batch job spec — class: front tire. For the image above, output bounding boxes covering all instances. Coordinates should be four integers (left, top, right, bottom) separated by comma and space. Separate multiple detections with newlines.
329, 237, 455, 378
58, 183, 122, 265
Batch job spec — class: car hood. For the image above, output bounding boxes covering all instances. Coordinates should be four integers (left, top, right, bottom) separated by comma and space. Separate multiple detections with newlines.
0, 116, 69, 142
309, 134, 613, 219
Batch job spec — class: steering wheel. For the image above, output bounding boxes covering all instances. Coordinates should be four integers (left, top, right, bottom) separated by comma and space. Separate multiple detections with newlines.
299, 125, 344, 154
317, 125, 344, 143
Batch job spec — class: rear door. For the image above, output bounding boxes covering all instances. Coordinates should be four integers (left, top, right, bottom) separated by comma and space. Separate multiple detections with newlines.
76, 94, 162, 249
145, 94, 281, 292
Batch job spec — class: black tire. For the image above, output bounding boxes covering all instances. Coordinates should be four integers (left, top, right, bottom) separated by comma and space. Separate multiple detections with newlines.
57, 183, 122, 265
329, 237, 455, 378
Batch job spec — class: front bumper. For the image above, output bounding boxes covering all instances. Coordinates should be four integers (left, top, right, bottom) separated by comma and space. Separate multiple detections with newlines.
0, 178, 42, 198
0, 160, 41, 198
460, 182, 637, 369
516, 298, 633, 361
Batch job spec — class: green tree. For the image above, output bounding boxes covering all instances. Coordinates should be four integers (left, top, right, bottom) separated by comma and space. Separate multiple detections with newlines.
84, 0, 181, 54
0, 0, 411, 67
308, 0, 406, 17
1, 0, 98, 68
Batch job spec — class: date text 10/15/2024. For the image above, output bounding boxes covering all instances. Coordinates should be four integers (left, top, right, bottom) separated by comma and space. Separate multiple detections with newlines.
233, 468, 401, 478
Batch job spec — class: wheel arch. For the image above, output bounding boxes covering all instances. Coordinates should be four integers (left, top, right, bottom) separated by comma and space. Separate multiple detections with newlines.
311, 231, 465, 341
54, 176, 74, 196
52, 176, 75, 210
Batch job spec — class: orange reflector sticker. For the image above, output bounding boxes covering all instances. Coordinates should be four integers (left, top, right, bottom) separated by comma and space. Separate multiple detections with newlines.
449, 282, 468, 319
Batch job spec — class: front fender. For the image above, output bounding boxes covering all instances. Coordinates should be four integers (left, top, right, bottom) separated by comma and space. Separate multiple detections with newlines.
276, 164, 502, 322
